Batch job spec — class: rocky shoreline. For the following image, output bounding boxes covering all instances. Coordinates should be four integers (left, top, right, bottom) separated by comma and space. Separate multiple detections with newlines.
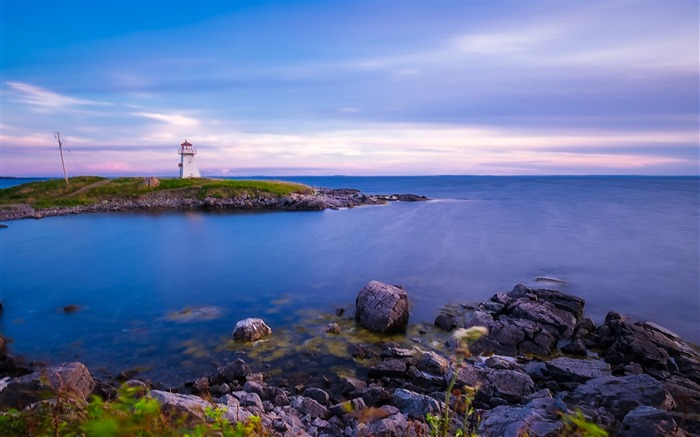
0, 187, 429, 222
1, 282, 699, 436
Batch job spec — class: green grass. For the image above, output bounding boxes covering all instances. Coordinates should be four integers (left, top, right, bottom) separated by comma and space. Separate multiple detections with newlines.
0, 176, 312, 210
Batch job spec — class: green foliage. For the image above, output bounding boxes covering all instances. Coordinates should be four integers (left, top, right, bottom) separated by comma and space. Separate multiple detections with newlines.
561, 409, 608, 437
0, 176, 312, 209
0, 176, 105, 206
0, 384, 266, 436
428, 327, 486, 437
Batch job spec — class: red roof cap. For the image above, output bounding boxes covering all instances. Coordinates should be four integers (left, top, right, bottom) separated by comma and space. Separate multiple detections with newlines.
181, 139, 192, 147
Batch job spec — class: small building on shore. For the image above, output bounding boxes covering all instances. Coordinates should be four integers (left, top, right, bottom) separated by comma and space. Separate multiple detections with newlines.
178, 139, 201, 178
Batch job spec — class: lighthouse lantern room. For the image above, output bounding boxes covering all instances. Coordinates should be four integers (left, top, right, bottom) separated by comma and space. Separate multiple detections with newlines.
178, 139, 201, 178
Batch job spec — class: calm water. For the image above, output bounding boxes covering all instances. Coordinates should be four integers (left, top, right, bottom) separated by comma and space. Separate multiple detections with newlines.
1, 176, 698, 383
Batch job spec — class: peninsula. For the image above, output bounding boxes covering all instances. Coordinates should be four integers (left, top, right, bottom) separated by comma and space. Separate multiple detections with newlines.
0, 176, 428, 221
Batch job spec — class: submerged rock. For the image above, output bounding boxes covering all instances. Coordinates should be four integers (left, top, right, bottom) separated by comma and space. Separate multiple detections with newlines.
355, 281, 410, 334
232, 318, 272, 342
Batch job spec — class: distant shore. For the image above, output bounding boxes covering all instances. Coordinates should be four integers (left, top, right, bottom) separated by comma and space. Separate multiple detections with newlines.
0, 176, 428, 222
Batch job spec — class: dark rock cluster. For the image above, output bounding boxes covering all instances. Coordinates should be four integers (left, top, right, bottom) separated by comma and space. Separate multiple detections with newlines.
1, 282, 698, 436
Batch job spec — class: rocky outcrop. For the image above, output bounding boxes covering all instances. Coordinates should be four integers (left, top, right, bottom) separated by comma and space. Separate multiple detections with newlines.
355, 281, 410, 334
233, 318, 272, 342
466, 284, 584, 356
0, 362, 95, 409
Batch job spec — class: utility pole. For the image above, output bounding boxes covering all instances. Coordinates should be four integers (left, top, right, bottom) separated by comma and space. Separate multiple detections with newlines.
54, 132, 69, 186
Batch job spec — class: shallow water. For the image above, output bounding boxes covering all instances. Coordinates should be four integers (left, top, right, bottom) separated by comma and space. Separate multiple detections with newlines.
1, 176, 698, 383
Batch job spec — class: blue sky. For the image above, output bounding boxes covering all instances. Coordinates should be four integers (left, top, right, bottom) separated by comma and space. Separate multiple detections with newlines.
1, 0, 698, 177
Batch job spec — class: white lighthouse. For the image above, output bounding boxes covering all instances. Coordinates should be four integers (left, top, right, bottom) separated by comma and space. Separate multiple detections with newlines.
178, 139, 201, 178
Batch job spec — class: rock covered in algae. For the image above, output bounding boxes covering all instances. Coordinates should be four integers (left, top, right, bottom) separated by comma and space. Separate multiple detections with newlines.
355, 280, 410, 334
232, 318, 272, 342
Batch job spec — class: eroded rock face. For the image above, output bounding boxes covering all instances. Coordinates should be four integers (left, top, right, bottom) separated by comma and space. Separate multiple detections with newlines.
467, 284, 584, 356
232, 318, 272, 342
355, 281, 410, 334
0, 362, 95, 409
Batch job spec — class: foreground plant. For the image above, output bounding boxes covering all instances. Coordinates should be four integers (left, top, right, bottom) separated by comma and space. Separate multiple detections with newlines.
427, 326, 488, 437
0, 384, 266, 436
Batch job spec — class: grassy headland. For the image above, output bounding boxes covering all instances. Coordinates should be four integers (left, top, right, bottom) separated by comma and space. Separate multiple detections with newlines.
0, 176, 313, 210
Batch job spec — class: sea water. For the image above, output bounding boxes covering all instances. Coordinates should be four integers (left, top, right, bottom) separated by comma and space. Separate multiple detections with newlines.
1, 176, 698, 382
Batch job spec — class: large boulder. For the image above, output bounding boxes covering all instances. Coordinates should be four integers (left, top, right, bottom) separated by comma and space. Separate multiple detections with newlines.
0, 362, 95, 409
355, 281, 410, 334
232, 318, 272, 342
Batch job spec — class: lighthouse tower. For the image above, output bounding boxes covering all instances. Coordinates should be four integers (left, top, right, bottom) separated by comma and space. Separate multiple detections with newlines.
178, 139, 201, 178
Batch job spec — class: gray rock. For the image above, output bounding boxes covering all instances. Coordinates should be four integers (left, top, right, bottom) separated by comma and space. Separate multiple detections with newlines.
218, 394, 255, 423
242, 380, 264, 398
368, 359, 408, 379
0, 361, 95, 409
232, 318, 272, 342
325, 323, 341, 334
391, 388, 444, 419
434, 312, 457, 331
360, 405, 409, 437
291, 395, 330, 419
559, 374, 675, 423
350, 385, 392, 407
465, 310, 495, 331
143, 176, 160, 187
342, 377, 367, 394
355, 281, 410, 334
151, 390, 212, 421
240, 392, 264, 412
618, 406, 686, 437
508, 285, 585, 320
416, 351, 449, 375
380, 344, 414, 358
479, 369, 537, 406
303, 387, 330, 406
469, 285, 586, 357
329, 397, 367, 417
479, 397, 567, 437
485, 356, 523, 371
545, 357, 611, 383
218, 359, 251, 382
560, 338, 587, 356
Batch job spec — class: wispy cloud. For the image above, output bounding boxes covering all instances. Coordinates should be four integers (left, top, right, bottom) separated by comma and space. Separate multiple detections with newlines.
132, 112, 201, 127
4, 81, 112, 112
